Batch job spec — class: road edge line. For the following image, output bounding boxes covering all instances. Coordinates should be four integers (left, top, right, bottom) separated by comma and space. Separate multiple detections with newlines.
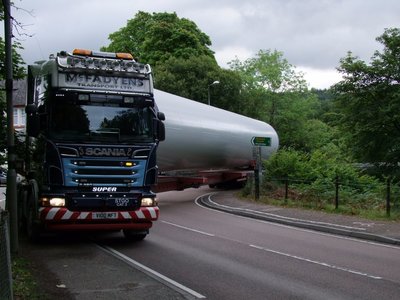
97, 244, 206, 299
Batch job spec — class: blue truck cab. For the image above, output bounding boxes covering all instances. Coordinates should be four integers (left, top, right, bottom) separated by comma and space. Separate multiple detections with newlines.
19, 49, 165, 241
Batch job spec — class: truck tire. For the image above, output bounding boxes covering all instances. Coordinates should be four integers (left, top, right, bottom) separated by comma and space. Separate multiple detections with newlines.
123, 229, 148, 241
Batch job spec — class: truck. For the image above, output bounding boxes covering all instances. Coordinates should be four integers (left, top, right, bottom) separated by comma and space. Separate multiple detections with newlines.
17, 48, 279, 241
18, 49, 166, 241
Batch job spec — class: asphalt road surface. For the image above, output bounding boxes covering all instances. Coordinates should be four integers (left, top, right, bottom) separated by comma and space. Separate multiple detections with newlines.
100, 187, 400, 300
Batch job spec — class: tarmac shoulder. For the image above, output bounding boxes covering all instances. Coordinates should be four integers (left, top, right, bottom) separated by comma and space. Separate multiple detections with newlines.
200, 190, 400, 245
18, 235, 189, 300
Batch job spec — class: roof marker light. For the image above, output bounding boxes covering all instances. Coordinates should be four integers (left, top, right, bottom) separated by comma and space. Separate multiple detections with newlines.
116, 52, 134, 60
73, 49, 92, 56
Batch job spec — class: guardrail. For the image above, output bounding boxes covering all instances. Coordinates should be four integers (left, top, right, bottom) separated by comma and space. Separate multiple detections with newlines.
246, 175, 400, 217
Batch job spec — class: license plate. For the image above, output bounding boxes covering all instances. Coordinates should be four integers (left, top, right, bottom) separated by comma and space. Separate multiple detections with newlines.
92, 212, 118, 219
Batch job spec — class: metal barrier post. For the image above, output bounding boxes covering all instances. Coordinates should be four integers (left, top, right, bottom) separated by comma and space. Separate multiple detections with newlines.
253, 146, 261, 201
0, 211, 14, 299
335, 175, 339, 210
386, 178, 391, 217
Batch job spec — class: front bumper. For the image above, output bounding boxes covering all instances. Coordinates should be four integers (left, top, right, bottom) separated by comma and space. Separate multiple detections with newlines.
38, 206, 159, 231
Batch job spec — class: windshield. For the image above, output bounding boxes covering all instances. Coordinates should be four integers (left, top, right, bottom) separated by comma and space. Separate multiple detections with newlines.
48, 93, 154, 143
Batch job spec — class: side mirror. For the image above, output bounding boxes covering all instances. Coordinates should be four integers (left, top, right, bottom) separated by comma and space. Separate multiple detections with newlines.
157, 111, 165, 121
153, 119, 165, 142
25, 104, 37, 114
26, 104, 40, 137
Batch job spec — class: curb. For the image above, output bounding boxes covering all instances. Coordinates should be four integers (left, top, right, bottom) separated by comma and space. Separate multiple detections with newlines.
199, 194, 400, 246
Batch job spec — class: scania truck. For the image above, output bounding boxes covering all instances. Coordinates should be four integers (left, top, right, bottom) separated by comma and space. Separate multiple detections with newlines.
18, 49, 165, 241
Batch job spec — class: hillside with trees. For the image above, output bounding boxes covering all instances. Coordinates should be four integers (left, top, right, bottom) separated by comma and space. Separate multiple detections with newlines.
102, 13, 400, 217
2, 8, 399, 217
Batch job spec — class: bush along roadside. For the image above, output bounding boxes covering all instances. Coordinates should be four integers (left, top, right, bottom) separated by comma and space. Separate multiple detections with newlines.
242, 147, 400, 220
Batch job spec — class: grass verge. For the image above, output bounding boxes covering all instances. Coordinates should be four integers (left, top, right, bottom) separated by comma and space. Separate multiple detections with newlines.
242, 193, 400, 221
12, 255, 47, 300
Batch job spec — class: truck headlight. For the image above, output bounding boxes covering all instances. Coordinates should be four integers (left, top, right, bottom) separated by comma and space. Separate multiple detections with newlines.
49, 197, 65, 207
40, 197, 65, 207
141, 197, 156, 207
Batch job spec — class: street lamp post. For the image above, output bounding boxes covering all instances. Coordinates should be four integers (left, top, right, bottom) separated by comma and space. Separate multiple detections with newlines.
207, 81, 220, 105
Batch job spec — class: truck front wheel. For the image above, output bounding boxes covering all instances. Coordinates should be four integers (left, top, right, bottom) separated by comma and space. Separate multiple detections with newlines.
122, 229, 148, 241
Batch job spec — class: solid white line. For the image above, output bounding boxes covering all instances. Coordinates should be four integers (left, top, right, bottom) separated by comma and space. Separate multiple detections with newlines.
206, 195, 367, 231
249, 244, 383, 280
161, 220, 215, 237
99, 245, 206, 299
195, 193, 400, 250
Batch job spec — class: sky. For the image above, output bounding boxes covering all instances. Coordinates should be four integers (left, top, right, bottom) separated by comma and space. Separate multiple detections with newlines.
5, 0, 400, 89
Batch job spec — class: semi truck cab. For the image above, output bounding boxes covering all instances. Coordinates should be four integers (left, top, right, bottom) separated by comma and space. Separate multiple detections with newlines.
19, 49, 165, 241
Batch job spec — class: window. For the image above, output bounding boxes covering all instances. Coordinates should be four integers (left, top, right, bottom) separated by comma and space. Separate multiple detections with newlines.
13, 107, 26, 128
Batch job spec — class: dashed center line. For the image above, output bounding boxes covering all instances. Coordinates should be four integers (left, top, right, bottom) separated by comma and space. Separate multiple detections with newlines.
161, 220, 215, 237
249, 244, 383, 280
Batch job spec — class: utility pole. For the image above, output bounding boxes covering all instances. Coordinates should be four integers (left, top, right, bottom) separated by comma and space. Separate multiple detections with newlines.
4, 0, 19, 253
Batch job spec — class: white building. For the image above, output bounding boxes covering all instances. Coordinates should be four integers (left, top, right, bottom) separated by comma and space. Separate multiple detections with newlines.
1, 79, 27, 132
12, 79, 27, 132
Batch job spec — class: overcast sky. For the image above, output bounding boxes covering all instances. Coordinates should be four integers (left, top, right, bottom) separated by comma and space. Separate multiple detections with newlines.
5, 0, 400, 89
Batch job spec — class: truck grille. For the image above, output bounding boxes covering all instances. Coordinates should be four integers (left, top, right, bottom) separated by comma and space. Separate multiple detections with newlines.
66, 193, 141, 211
62, 158, 146, 187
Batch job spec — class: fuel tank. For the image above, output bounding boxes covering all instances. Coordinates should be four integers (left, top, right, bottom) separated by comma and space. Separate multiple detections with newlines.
155, 89, 279, 172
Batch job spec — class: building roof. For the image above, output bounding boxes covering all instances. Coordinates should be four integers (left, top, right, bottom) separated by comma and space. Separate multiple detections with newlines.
0, 79, 27, 106
13, 79, 27, 106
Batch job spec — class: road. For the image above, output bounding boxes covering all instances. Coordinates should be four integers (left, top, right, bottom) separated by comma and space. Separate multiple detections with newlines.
100, 187, 400, 299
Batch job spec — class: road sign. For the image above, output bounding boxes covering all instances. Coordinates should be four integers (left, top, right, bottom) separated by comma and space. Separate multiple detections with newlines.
251, 136, 271, 146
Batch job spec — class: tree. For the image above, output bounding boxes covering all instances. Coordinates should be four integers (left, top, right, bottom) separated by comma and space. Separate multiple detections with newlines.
102, 11, 246, 112
101, 11, 215, 66
0, 3, 26, 165
0, 37, 25, 79
0, 2, 25, 79
334, 28, 400, 168
154, 55, 219, 101
229, 49, 319, 150
154, 55, 242, 111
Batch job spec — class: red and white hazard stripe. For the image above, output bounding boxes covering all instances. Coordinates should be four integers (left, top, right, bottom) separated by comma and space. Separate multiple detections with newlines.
39, 206, 159, 222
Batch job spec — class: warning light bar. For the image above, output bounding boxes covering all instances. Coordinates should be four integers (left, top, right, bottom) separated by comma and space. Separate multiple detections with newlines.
56, 49, 152, 74
72, 49, 134, 60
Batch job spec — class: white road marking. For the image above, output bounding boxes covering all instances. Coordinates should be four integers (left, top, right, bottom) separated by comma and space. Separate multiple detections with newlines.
206, 195, 367, 231
99, 245, 206, 299
161, 220, 215, 237
195, 193, 400, 250
249, 244, 383, 280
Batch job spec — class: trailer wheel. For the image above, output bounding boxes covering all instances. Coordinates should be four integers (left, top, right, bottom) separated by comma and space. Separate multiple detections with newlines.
123, 229, 148, 241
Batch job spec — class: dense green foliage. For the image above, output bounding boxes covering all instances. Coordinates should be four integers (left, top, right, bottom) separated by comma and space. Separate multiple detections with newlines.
101, 11, 215, 66
0, 3, 26, 165
103, 14, 400, 189
0, 53, 25, 166
334, 28, 400, 173
154, 55, 242, 109
102, 11, 240, 106
253, 146, 391, 218
229, 50, 328, 151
